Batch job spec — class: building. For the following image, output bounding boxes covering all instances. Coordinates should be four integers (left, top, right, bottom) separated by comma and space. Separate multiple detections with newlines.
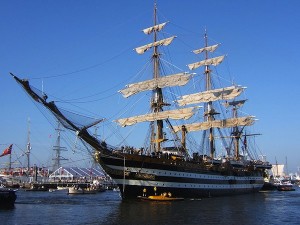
49, 167, 106, 182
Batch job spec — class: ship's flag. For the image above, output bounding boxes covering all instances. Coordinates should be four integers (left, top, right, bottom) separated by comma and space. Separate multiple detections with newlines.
0, 144, 13, 157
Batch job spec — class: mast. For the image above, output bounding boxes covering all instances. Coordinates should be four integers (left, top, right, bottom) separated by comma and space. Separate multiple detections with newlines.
275, 157, 279, 177
151, 3, 163, 152
52, 121, 68, 171
116, 4, 193, 153
26, 117, 31, 172
232, 104, 240, 159
181, 125, 187, 150
176, 31, 251, 161
8, 146, 12, 170
285, 156, 289, 177
8, 152, 11, 170
203, 31, 215, 158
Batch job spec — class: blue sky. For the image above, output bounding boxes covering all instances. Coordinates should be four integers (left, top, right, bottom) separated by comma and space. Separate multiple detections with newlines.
1, 1, 300, 172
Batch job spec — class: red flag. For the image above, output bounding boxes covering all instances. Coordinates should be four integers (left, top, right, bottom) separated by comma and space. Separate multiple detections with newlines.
0, 144, 13, 157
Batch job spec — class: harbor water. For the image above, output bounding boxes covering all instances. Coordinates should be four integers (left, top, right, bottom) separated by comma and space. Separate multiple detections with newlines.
1, 188, 300, 225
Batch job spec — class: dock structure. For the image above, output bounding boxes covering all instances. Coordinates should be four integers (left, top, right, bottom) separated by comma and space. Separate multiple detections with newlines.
1, 166, 117, 191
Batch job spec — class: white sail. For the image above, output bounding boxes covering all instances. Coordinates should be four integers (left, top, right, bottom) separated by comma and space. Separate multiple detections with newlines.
119, 73, 191, 98
271, 164, 285, 177
188, 55, 225, 70
177, 86, 244, 106
192, 44, 219, 54
135, 36, 176, 54
142, 22, 168, 35
173, 116, 255, 133
115, 107, 197, 127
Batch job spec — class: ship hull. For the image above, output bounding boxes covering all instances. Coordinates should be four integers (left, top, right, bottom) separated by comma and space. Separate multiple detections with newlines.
98, 153, 264, 199
0, 188, 17, 208
117, 184, 261, 199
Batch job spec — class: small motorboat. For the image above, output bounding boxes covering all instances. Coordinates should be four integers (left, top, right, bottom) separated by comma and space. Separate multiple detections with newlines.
138, 192, 184, 201
138, 195, 184, 201
277, 181, 295, 191
83, 187, 97, 194
68, 186, 84, 194
57, 186, 69, 191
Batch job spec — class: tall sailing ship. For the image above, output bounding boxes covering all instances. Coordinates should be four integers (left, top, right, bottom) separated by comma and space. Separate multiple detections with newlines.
11, 4, 271, 199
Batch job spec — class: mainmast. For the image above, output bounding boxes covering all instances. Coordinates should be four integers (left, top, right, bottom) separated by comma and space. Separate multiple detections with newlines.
174, 30, 254, 160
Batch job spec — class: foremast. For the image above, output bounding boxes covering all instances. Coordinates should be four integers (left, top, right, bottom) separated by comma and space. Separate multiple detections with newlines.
151, 4, 164, 152
116, 4, 195, 154
203, 32, 216, 159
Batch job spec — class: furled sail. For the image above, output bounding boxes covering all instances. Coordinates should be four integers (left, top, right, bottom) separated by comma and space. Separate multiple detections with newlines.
177, 86, 244, 106
188, 55, 225, 70
115, 107, 197, 127
192, 44, 219, 54
173, 116, 255, 133
119, 73, 191, 98
223, 99, 247, 108
142, 22, 168, 35
135, 36, 176, 54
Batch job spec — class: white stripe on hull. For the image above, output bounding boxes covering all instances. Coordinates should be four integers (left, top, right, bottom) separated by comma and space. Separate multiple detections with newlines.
114, 178, 263, 190
107, 164, 263, 182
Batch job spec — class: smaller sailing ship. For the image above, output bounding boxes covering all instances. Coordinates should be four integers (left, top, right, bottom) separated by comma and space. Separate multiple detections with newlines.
10, 3, 272, 199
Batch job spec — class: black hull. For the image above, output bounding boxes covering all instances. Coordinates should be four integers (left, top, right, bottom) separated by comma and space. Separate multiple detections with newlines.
261, 182, 277, 191
0, 189, 17, 209
118, 184, 261, 199
98, 153, 265, 199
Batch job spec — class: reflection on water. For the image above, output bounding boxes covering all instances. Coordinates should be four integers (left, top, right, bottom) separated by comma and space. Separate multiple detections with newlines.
1, 188, 300, 225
